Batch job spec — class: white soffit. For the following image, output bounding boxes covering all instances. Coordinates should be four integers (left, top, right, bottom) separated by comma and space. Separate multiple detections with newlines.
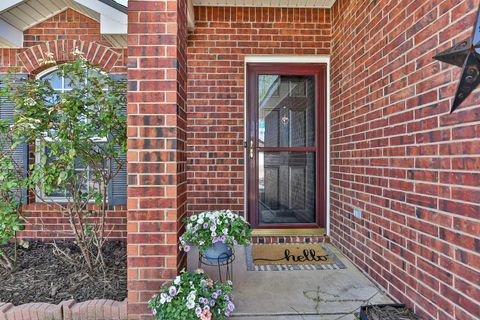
192, 0, 336, 8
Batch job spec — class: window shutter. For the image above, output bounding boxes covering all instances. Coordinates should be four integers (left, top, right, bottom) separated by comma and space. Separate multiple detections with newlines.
0, 74, 28, 204
108, 73, 127, 206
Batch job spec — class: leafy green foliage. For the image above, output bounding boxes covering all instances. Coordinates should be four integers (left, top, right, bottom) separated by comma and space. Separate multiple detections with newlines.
148, 269, 235, 320
180, 210, 252, 254
0, 121, 26, 270
8, 58, 126, 204
0, 55, 127, 271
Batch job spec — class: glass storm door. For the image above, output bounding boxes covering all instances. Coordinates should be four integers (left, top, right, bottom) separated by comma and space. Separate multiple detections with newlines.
247, 64, 326, 229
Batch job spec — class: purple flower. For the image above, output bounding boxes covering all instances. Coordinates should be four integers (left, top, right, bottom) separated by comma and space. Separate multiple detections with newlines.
212, 237, 218, 244
216, 289, 222, 296
168, 286, 177, 296
224, 310, 231, 317
211, 292, 218, 299
152, 309, 157, 316
203, 223, 209, 229
220, 235, 227, 243
183, 245, 191, 252
227, 302, 235, 312
224, 295, 230, 301
210, 300, 215, 307
233, 239, 238, 245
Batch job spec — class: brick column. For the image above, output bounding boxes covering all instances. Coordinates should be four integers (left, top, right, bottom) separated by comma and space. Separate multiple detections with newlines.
127, 0, 188, 318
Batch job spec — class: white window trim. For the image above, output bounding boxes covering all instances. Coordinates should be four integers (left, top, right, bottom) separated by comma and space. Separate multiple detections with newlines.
243, 55, 331, 236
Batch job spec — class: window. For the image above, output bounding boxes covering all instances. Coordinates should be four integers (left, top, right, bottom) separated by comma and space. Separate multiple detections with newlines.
36, 68, 105, 202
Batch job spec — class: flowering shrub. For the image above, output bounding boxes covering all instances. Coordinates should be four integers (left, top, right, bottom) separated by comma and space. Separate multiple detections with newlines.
179, 210, 251, 253
0, 53, 127, 272
149, 269, 235, 320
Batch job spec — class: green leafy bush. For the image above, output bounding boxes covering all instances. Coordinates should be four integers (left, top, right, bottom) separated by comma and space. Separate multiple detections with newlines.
148, 269, 235, 320
0, 52, 126, 271
0, 122, 26, 271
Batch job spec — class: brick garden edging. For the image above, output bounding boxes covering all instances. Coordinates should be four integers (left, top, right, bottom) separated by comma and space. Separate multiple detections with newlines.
0, 299, 127, 320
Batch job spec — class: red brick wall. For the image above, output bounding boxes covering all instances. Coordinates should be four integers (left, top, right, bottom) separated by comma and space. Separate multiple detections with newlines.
0, 9, 128, 240
23, 9, 111, 47
0, 8, 127, 73
330, 1, 480, 319
187, 6, 331, 215
127, 0, 188, 318
20, 204, 127, 241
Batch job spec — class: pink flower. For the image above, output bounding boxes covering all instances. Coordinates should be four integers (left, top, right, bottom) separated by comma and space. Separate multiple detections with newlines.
205, 279, 214, 287
200, 309, 212, 320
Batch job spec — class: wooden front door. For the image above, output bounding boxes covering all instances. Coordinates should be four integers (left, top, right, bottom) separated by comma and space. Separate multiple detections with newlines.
247, 63, 327, 229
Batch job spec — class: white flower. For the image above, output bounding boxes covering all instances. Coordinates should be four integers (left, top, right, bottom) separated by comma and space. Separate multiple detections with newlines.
210, 225, 217, 232
197, 218, 204, 224
199, 213, 205, 219
174, 276, 181, 285
195, 306, 202, 316
187, 290, 196, 301
191, 215, 197, 221
71, 47, 84, 56
211, 231, 217, 237
160, 293, 168, 304
24, 98, 36, 106
199, 240, 205, 245
186, 300, 195, 309
187, 223, 192, 230
222, 228, 229, 235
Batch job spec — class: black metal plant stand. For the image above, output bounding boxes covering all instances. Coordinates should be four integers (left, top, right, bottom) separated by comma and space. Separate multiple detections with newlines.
198, 249, 235, 282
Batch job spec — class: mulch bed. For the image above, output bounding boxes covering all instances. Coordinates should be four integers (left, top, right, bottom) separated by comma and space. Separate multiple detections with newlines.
0, 240, 127, 305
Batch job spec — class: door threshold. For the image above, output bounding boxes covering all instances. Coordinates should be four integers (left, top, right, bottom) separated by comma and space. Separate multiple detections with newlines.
252, 228, 326, 236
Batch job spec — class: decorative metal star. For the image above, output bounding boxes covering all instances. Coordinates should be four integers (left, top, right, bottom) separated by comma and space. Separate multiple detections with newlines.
433, 5, 480, 113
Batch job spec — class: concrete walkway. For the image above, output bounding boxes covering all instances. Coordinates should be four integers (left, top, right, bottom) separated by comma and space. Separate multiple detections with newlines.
187, 244, 393, 320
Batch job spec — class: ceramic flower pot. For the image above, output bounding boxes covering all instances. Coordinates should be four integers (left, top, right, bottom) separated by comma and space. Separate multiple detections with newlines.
204, 242, 232, 264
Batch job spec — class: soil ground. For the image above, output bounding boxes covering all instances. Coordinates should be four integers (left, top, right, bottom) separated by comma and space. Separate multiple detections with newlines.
0, 240, 126, 305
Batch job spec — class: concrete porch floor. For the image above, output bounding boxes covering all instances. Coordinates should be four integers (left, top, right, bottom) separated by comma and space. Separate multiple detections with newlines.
187, 244, 393, 320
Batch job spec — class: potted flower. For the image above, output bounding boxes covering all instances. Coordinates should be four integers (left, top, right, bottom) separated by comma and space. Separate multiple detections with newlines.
180, 210, 252, 264
149, 269, 235, 320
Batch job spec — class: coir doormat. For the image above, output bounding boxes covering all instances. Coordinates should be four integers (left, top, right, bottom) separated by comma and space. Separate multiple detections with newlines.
246, 243, 345, 271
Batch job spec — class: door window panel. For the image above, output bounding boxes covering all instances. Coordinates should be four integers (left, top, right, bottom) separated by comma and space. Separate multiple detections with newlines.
258, 75, 315, 148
